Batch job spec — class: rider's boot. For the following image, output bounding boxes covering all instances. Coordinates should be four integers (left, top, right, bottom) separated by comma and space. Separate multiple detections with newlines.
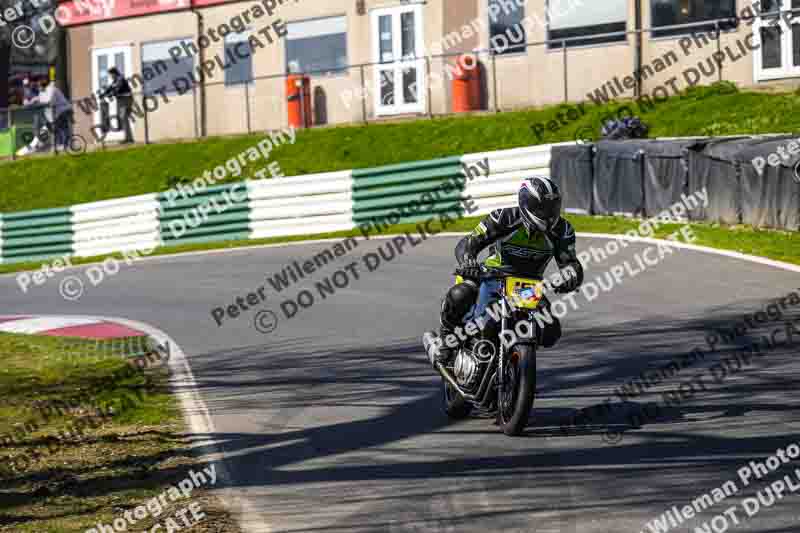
423, 327, 456, 367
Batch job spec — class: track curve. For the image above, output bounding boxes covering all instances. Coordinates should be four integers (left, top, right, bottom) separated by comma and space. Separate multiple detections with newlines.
2, 235, 799, 533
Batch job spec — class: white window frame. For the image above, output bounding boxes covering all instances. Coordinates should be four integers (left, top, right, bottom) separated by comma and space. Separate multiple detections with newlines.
545, 0, 628, 49
141, 36, 195, 96
753, 0, 800, 81
489, 0, 527, 55
285, 15, 349, 76
649, 0, 737, 39
370, 4, 426, 116
225, 29, 254, 87
91, 45, 133, 143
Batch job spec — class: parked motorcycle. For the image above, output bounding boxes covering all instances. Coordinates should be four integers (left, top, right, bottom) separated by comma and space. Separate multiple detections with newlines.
431, 265, 543, 436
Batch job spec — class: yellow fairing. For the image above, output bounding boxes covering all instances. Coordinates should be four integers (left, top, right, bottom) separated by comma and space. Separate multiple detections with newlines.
506, 277, 544, 309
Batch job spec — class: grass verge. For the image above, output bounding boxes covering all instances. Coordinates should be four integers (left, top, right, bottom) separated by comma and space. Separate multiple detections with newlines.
2, 82, 799, 213
0, 333, 240, 533
1, 213, 798, 278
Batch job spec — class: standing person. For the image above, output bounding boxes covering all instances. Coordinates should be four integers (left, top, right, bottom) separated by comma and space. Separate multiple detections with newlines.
22, 78, 44, 148
101, 67, 134, 144
37, 79, 73, 151
22, 77, 40, 105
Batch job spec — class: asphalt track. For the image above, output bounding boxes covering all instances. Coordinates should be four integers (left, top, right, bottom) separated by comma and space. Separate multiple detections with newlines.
2, 235, 800, 533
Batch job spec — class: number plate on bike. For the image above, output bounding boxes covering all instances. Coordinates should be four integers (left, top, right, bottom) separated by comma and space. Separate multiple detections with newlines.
506, 277, 544, 309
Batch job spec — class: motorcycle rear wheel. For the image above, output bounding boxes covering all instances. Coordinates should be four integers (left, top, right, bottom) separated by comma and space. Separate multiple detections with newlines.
442, 380, 473, 419
498, 344, 536, 436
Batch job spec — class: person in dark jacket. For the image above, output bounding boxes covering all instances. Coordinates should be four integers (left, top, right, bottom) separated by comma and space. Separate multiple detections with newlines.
101, 67, 134, 143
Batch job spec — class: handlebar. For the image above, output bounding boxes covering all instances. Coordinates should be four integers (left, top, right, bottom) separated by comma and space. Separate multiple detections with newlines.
455, 264, 516, 280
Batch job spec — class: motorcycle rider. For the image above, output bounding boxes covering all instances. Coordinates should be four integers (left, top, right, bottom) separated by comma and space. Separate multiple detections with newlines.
423, 176, 584, 365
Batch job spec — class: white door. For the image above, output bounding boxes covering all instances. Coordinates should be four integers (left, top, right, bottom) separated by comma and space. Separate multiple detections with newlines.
371, 4, 426, 116
754, 0, 800, 80
91, 46, 133, 142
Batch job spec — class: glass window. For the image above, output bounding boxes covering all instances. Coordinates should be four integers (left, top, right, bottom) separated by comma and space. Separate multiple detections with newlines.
141, 39, 195, 96
651, 0, 737, 38
286, 16, 348, 75
97, 55, 109, 90
489, 0, 526, 55
225, 30, 253, 86
759, 0, 780, 13
401, 12, 416, 58
761, 24, 782, 68
379, 15, 393, 62
548, 0, 628, 48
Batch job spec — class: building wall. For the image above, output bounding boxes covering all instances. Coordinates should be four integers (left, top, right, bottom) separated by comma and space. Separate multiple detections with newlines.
476, 0, 635, 109
66, 25, 94, 142
66, 0, 778, 144
638, 0, 755, 100
442, 0, 480, 54
472, 0, 760, 109
197, 0, 447, 130
91, 10, 199, 141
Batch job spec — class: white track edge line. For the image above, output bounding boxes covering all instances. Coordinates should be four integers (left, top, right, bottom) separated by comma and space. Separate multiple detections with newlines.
1, 314, 272, 533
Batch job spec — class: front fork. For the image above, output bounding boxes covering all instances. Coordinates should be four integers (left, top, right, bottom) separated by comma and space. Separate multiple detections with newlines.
497, 297, 537, 408
498, 298, 506, 402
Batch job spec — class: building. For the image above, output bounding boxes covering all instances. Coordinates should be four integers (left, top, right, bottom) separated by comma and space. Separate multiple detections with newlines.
59, 0, 800, 143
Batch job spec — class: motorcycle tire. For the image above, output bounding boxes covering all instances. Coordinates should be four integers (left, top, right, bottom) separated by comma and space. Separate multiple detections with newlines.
498, 344, 537, 436
442, 380, 473, 419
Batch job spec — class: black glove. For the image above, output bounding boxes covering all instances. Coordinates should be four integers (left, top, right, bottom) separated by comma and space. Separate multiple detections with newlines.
455, 256, 481, 281
554, 266, 580, 294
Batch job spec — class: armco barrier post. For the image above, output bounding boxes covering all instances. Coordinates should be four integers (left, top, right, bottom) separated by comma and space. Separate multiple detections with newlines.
491, 53, 498, 113
51, 105, 56, 155
715, 20, 722, 82
563, 41, 568, 103
360, 65, 368, 124
143, 94, 150, 145
426, 56, 433, 119
8, 109, 15, 161
192, 84, 199, 139
245, 82, 252, 134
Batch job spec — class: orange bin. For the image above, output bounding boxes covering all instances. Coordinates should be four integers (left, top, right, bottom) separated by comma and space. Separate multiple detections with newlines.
452, 54, 481, 113
286, 74, 312, 128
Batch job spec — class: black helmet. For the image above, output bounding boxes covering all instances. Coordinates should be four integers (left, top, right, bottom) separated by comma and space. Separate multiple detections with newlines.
518, 176, 562, 233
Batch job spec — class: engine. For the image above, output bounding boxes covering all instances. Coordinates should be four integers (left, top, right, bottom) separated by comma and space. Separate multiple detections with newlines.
453, 350, 480, 388
453, 341, 495, 390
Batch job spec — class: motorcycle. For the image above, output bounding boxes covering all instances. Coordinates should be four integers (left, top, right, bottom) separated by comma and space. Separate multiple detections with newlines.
431, 265, 544, 436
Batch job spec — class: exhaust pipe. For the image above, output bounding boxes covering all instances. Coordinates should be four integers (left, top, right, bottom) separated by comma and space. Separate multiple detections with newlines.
435, 362, 467, 399
435, 360, 497, 407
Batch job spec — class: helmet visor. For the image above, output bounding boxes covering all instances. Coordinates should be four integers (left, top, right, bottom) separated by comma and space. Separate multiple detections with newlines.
531, 196, 562, 230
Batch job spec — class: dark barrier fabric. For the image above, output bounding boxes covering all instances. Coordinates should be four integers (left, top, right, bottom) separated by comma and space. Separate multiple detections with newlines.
592, 140, 646, 216
550, 136, 798, 230
640, 140, 698, 218
736, 138, 800, 230
550, 144, 594, 214
686, 136, 799, 229
686, 137, 753, 224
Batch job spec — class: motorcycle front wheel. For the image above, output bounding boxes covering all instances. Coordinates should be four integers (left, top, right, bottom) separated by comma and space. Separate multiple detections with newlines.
498, 344, 536, 436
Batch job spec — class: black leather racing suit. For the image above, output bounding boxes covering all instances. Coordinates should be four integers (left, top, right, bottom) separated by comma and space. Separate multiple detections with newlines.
441, 207, 584, 348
